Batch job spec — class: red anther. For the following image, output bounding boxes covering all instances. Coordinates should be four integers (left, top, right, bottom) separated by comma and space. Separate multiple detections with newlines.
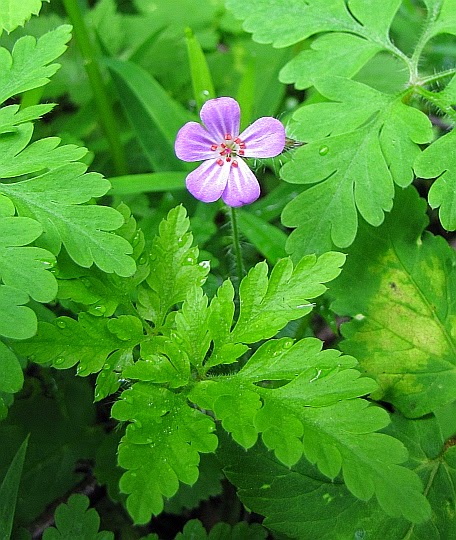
220, 143, 226, 148
234, 137, 241, 144
238, 150, 245, 156
224, 134, 232, 140
216, 158, 224, 166
226, 157, 232, 162
210, 144, 218, 151
232, 160, 238, 168
239, 142, 246, 148
220, 149, 227, 156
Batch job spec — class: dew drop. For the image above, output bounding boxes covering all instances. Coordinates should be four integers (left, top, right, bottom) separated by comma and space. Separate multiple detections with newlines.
94, 305, 106, 314
56, 319, 66, 329
138, 255, 147, 265
283, 339, 293, 349
319, 145, 329, 156
54, 357, 65, 366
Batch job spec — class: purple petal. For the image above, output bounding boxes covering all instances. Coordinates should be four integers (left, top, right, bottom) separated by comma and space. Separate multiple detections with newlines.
175, 122, 218, 162
239, 117, 285, 158
186, 159, 230, 203
222, 158, 260, 207
200, 97, 240, 141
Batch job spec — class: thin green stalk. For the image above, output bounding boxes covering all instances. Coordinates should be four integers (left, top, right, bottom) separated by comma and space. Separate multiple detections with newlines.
229, 206, 245, 285
418, 68, 456, 86
62, 0, 127, 175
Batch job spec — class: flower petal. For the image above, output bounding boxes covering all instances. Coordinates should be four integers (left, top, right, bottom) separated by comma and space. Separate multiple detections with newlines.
186, 159, 230, 203
222, 158, 260, 207
239, 117, 285, 158
175, 121, 218, 162
200, 97, 240, 141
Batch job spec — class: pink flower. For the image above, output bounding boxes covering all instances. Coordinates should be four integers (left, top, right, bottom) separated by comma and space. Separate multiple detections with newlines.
175, 97, 286, 207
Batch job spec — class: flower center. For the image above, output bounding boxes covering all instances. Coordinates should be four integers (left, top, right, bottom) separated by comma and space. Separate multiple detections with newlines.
211, 134, 246, 168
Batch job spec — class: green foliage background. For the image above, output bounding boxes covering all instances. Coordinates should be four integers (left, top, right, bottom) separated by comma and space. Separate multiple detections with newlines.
0, 0, 456, 539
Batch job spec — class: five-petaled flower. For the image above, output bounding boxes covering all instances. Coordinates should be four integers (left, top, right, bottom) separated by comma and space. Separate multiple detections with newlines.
175, 97, 285, 207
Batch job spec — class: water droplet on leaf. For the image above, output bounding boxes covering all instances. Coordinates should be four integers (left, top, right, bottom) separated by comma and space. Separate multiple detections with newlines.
319, 145, 329, 156
56, 319, 66, 329
54, 357, 65, 366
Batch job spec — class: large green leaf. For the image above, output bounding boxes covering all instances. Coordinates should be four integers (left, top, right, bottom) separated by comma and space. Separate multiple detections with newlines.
331, 187, 456, 417
281, 77, 433, 256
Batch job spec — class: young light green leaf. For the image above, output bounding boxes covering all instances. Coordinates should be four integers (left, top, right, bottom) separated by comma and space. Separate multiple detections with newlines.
0, 104, 54, 134
0, 162, 136, 277
0, 0, 46, 34
0, 436, 28, 540
230, 251, 345, 343
42, 494, 114, 540
414, 127, 456, 230
281, 77, 433, 256
111, 383, 217, 523
0, 25, 72, 104
13, 313, 144, 376
331, 186, 456, 418
138, 206, 208, 327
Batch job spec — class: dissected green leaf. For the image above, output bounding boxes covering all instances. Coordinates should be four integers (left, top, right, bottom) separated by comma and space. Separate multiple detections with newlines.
219, 408, 453, 540
191, 337, 430, 523
0, 162, 136, 277
0, 24, 71, 104
281, 77, 433, 256
13, 313, 144, 377
138, 206, 209, 327
0, 340, 23, 394
0, 0, 46, 34
331, 186, 456, 418
0, 103, 54, 134
0, 436, 28, 539
111, 383, 217, 523
175, 519, 268, 539
230, 251, 345, 343
414, 126, 456, 231
0, 216, 57, 302
42, 494, 114, 540
0, 285, 37, 339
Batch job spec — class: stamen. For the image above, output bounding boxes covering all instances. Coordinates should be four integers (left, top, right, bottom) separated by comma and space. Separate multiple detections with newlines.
226, 157, 231, 162
239, 142, 246, 148
216, 158, 224, 166
234, 137, 241, 144
224, 134, 232, 140
210, 144, 218, 151
238, 150, 245, 156
220, 143, 226, 149
232, 160, 238, 168
220, 149, 227, 156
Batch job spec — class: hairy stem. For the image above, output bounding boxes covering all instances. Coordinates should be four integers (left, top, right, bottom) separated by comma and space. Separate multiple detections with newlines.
229, 206, 245, 286
414, 86, 456, 123
62, 0, 127, 175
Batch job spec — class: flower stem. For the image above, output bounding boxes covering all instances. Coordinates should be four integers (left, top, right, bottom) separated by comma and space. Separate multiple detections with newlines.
229, 206, 245, 285
62, 0, 128, 175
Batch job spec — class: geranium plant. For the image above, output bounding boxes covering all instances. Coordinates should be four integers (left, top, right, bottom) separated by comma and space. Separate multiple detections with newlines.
0, 1, 455, 539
